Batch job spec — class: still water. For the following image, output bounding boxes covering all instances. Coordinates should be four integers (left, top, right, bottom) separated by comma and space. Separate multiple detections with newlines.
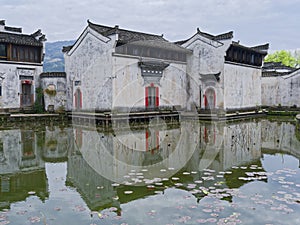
0, 119, 300, 225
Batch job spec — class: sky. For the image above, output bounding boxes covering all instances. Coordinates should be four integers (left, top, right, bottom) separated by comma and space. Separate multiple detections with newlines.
1, 0, 299, 51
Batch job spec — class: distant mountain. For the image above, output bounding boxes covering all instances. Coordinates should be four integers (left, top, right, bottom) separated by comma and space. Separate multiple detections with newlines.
43, 40, 75, 72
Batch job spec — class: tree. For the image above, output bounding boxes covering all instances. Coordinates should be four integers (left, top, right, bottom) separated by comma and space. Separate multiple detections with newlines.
264, 50, 299, 68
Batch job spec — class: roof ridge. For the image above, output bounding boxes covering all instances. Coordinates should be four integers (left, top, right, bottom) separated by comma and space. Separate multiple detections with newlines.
213, 31, 233, 40
175, 28, 233, 45
4, 26, 22, 33
0, 30, 43, 46
251, 43, 269, 51
231, 41, 269, 55
87, 20, 163, 39
87, 20, 113, 30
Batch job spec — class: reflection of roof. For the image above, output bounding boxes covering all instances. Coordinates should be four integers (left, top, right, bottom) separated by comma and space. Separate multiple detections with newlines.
224, 159, 266, 189
0, 170, 48, 210
262, 148, 300, 162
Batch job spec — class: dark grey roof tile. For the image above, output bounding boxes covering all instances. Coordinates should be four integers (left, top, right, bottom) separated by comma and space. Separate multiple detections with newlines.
175, 28, 233, 45
0, 31, 43, 47
88, 20, 165, 44
40, 72, 66, 78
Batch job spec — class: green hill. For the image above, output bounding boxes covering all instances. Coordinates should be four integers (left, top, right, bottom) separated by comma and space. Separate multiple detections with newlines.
43, 40, 74, 72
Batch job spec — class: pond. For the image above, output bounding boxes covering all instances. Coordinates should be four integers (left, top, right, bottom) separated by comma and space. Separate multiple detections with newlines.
0, 118, 300, 225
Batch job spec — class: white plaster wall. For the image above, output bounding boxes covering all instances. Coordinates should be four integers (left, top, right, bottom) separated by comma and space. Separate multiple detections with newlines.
112, 56, 144, 110
160, 63, 187, 109
261, 76, 280, 106
281, 72, 300, 107
0, 63, 42, 109
64, 29, 115, 111
261, 71, 300, 107
112, 56, 187, 110
224, 63, 262, 109
40, 77, 67, 111
182, 35, 231, 110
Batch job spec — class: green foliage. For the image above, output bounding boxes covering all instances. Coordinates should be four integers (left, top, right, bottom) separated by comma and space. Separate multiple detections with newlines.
264, 50, 299, 67
34, 87, 45, 113
44, 88, 57, 96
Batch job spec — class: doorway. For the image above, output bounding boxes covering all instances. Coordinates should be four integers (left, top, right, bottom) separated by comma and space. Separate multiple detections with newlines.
204, 88, 216, 109
145, 85, 159, 109
21, 83, 33, 107
74, 88, 82, 110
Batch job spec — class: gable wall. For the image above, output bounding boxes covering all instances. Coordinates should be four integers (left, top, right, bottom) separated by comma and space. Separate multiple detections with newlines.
182, 36, 231, 110
262, 71, 300, 107
64, 29, 115, 111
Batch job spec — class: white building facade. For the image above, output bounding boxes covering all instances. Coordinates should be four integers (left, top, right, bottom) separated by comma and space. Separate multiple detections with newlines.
177, 29, 268, 111
39, 72, 67, 112
261, 62, 300, 107
64, 21, 269, 113
0, 20, 46, 111
64, 21, 190, 112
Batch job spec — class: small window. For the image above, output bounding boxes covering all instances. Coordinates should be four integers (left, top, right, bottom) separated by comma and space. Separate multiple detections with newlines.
251, 54, 255, 64
29, 50, 34, 61
0, 44, 7, 59
34, 49, 39, 62
233, 51, 238, 60
24, 48, 29, 61
57, 81, 65, 91
12, 46, 17, 60
19, 48, 25, 61
133, 48, 139, 55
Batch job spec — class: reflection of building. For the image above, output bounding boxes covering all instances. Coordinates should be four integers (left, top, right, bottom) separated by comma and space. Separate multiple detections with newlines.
67, 120, 265, 209
67, 151, 119, 211
0, 20, 46, 110
261, 120, 300, 163
71, 120, 263, 186
0, 129, 44, 173
0, 170, 48, 210
195, 121, 262, 172
41, 126, 71, 162
74, 122, 199, 184
0, 129, 48, 210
